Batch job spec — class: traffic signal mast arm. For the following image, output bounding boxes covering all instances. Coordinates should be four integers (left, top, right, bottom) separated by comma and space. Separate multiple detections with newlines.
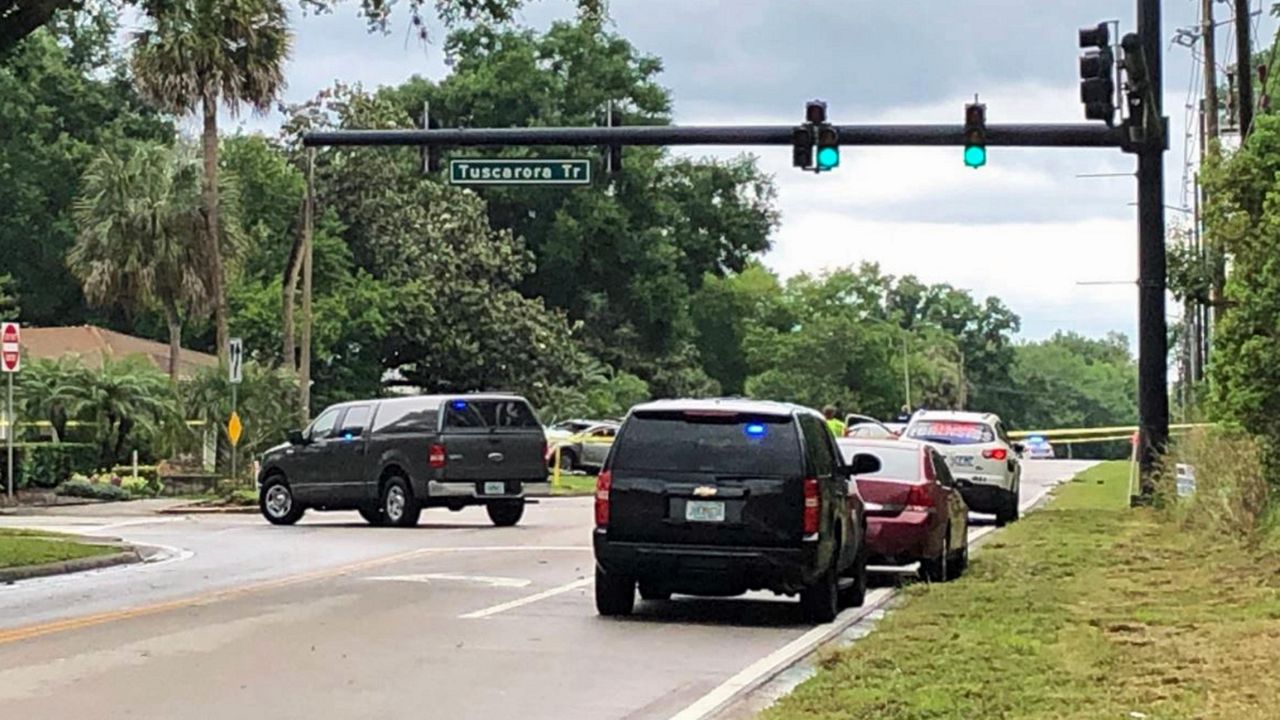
303, 123, 1124, 149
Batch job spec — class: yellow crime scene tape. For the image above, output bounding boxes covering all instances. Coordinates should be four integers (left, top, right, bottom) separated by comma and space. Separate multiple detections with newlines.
1009, 422, 1213, 439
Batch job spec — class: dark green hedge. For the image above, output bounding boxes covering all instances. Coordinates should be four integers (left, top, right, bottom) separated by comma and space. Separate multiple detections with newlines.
56, 478, 128, 501
7, 443, 100, 489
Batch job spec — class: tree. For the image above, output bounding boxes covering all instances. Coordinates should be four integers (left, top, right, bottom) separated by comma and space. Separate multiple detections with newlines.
131, 0, 291, 361
77, 356, 180, 466
16, 356, 92, 442
0, 274, 18, 318
69, 142, 226, 380
181, 360, 297, 469
0, 20, 172, 329
379, 21, 778, 395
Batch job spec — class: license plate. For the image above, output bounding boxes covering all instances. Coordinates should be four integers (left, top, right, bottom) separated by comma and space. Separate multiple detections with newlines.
484, 481, 506, 495
951, 455, 974, 467
685, 500, 726, 523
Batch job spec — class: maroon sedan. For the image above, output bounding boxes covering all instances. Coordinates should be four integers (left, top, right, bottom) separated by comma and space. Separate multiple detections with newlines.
837, 438, 969, 582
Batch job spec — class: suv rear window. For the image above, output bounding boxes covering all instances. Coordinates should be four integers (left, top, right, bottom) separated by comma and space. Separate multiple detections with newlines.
610, 412, 802, 476
444, 399, 540, 430
906, 420, 995, 445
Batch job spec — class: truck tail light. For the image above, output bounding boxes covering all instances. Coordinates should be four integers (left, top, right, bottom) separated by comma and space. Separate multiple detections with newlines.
595, 470, 612, 527
429, 443, 447, 469
905, 483, 935, 513
803, 477, 820, 535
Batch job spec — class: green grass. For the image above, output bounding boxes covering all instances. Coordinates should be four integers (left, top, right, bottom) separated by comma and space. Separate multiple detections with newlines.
0, 528, 117, 569
550, 473, 597, 495
764, 461, 1280, 720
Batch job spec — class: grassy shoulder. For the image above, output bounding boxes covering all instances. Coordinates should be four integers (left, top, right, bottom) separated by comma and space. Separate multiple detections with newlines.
764, 461, 1280, 720
550, 473, 597, 495
0, 528, 118, 569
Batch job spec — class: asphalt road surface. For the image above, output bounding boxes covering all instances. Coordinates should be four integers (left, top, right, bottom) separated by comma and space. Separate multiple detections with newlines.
0, 460, 1095, 720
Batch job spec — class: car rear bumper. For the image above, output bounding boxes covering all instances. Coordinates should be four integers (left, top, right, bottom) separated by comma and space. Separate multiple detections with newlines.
955, 481, 1013, 513
866, 511, 935, 564
593, 532, 818, 595
424, 479, 545, 502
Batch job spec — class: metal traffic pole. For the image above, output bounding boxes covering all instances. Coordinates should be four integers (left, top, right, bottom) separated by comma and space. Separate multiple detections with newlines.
6, 371, 13, 500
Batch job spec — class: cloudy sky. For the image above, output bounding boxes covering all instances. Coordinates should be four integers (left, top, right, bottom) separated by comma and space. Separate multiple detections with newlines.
207, 0, 1276, 350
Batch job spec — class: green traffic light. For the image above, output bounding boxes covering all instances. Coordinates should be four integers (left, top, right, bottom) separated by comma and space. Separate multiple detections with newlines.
964, 145, 987, 168
816, 146, 840, 170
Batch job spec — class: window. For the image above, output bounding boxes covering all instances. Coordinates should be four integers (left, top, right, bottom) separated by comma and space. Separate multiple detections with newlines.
444, 399, 541, 430
610, 412, 802, 476
371, 398, 439, 435
906, 420, 995, 445
588, 426, 617, 438
339, 405, 372, 437
307, 408, 341, 440
837, 444, 920, 480
801, 416, 836, 477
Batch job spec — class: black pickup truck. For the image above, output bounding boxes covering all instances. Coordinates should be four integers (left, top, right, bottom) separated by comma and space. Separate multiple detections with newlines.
593, 399, 868, 623
257, 393, 547, 527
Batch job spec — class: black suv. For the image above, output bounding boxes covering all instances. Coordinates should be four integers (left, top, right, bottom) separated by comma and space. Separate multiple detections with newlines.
592, 399, 868, 622
257, 394, 547, 528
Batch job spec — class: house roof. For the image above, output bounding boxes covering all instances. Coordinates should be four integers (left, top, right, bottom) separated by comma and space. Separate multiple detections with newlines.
21, 325, 217, 378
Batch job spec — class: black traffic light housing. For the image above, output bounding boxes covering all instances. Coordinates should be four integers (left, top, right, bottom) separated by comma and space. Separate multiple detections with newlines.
1079, 22, 1116, 125
792, 125, 814, 169
815, 124, 839, 171
963, 101, 987, 168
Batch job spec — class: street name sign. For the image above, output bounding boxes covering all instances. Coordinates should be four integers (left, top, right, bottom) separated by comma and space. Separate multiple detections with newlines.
448, 159, 591, 186
1, 322, 18, 373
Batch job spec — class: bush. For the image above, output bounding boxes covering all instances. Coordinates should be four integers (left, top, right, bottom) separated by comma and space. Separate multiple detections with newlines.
12, 443, 99, 489
56, 478, 129, 501
1157, 427, 1270, 541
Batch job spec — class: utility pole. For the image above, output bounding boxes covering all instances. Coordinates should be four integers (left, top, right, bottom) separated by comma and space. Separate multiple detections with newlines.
1235, 0, 1255, 139
299, 148, 315, 425
1203, 0, 1220, 144
901, 335, 912, 411
1136, 0, 1169, 492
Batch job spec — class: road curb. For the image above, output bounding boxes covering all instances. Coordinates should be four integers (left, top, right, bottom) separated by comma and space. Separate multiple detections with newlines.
155, 504, 257, 515
0, 547, 142, 584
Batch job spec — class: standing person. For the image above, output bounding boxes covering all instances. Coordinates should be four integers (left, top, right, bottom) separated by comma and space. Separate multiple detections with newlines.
823, 405, 846, 437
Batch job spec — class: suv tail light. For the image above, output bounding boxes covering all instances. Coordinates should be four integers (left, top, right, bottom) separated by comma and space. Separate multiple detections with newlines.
983, 448, 1008, 461
905, 483, 935, 513
803, 477, 820, 535
922, 451, 937, 481
595, 470, 612, 528
429, 443, 447, 469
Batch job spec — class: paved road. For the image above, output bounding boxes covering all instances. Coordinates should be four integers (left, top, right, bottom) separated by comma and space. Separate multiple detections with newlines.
0, 460, 1094, 720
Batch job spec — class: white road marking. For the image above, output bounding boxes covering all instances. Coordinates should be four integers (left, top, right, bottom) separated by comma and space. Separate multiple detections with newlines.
366, 573, 532, 588
667, 587, 895, 720
459, 577, 593, 619
417, 546, 590, 553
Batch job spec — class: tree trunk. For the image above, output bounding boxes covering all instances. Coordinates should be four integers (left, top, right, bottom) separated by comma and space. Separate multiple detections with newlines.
163, 297, 183, 382
201, 94, 229, 361
281, 198, 306, 370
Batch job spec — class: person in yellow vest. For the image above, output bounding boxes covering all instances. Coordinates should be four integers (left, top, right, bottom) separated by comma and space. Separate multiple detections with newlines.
822, 405, 846, 437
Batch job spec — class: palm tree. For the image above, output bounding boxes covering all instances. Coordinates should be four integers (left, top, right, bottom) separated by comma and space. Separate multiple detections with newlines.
131, 0, 291, 361
16, 356, 93, 442
70, 142, 216, 381
79, 357, 180, 467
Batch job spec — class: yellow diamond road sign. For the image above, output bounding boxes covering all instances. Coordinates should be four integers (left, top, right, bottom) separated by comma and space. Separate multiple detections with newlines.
227, 411, 243, 447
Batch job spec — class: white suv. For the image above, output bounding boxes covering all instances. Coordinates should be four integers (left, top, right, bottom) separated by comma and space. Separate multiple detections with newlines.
903, 411, 1022, 525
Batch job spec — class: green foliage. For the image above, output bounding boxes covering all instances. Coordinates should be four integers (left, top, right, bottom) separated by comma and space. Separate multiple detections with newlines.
374, 20, 778, 397
16, 356, 91, 441
180, 361, 298, 468
13, 443, 98, 489
0, 274, 18, 318
56, 477, 130, 501
77, 356, 182, 467
0, 22, 173, 327
1204, 114, 1280, 474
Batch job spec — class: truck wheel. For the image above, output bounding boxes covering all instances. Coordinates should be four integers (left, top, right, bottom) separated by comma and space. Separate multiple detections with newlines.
919, 530, 950, 583
486, 500, 525, 527
358, 507, 386, 526
840, 544, 868, 608
800, 564, 839, 623
381, 476, 421, 528
595, 565, 635, 616
260, 475, 305, 526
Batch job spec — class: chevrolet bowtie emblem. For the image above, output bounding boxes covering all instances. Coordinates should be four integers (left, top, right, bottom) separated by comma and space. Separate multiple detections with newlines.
693, 486, 718, 498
